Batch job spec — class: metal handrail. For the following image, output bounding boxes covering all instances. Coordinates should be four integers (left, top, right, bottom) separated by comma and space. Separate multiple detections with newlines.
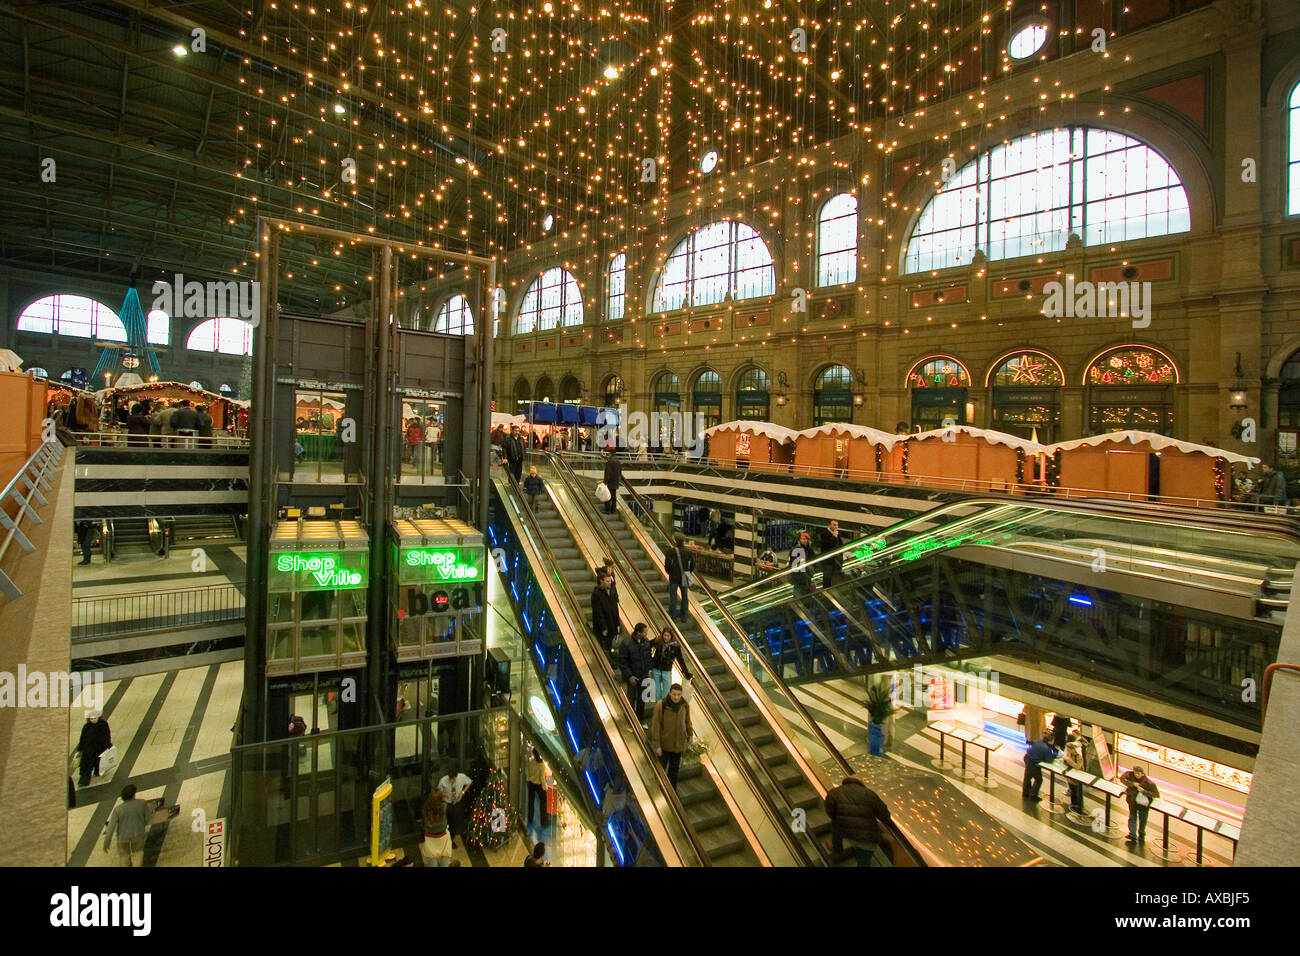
72, 581, 246, 640
73, 431, 251, 449
556, 452, 941, 866
546, 451, 824, 866
494, 467, 710, 866
0, 440, 66, 601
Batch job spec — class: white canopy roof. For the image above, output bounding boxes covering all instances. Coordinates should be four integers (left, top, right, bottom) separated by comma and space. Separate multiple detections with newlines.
0, 348, 23, 373
702, 420, 801, 445
1045, 430, 1260, 465
796, 422, 902, 450
909, 424, 1046, 454
491, 411, 526, 427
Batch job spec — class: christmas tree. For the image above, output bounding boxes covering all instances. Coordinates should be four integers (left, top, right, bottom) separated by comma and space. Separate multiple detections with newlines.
465, 765, 522, 850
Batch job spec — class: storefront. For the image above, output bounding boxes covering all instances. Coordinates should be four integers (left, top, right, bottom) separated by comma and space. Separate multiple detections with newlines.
1085, 345, 1178, 436
691, 369, 722, 429
735, 367, 771, 421
987, 351, 1064, 443
906, 355, 969, 430
812, 364, 854, 426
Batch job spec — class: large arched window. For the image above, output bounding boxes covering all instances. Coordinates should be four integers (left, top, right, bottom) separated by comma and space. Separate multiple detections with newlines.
905, 355, 970, 430
813, 365, 854, 426
817, 194, 858, 287
513, 377, 531, 408
606, 253, 626, 322
692, 369, 722, 428
735, 367, 771, 421
652, 221, 775, 312
988, 351, 1065, 443
433, 294, 474, 335
187, 317, 253, 355
905, 127, 1190, 273
535, 375, 555, 402
652, 371, 681, 447
1289, 84, 1300, 216
1085, 345, 1179, 435
515, 267, 583, 333
18, 294, 127, 341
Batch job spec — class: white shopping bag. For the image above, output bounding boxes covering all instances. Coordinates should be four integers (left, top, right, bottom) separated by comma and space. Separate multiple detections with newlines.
595, 482, 611, 503
97, 745, 120, 778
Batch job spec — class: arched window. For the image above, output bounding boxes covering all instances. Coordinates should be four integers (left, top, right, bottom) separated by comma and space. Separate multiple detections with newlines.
186, 317, 253, 355
1289, 84, 1300, 215
18, 294, 127, 341
27, 367, 48, 379
606, 253, 626, 322
736, 367, 770, 421
817, 194, 858, 287
146, 310, 170, 345
513, 377, 531, 408
535, 376, 555, 402
559, 376, 582, 403
988, 351, 1065, 442
652, 221, 775, 312
905, 356, 970, 430
602, 375, 624, 407
652, 371, 681, 447
905, 127, 1190, 273
433, 294, 474, 335
1085, 345, 1179, 435
515, 267, 583, 333
219, 384, 234, 395
189, 380, 205, 391
1278, 350, 1300, 464
692, 369, 722, 428
814, 365, 854, 426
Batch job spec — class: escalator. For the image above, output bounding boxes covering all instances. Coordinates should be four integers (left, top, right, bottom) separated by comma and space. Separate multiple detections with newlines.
488, 471, 714, 866
704, 495, 1300, 730
542, 452, 931, 865
101, 516, 170, 561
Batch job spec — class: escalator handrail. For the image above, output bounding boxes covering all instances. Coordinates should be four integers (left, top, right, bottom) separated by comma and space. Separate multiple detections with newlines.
494, 469, 711, 867
546, 452, 826, 866
610, 463, 857, 782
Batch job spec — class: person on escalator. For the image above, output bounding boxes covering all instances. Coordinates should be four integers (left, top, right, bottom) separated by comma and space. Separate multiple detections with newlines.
651, 626, 692, 702
618, 623, 654, 721
816, 519, 845, 588
789, 532, 815, 596
664, 534, 694, 623
824, 775, 891, 866
523, 467, 545, 512
503, 428, 525, 483
650, 683, 693, 788
591, 573, 620, 653
602, 451, 622, 514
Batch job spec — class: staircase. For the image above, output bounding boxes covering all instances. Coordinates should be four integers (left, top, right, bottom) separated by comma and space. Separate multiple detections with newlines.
172, 514, 241, 547
531, 496, 760, 865
602, 508, 835, 856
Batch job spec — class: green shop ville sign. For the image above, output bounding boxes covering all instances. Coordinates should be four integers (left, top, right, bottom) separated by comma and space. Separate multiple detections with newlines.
400, 547, 485, 583
273, 553, 366, 589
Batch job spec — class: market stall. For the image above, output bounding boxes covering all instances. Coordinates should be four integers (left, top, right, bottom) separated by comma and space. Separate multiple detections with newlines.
794, 423, 901, 479
702, 421, 800, 472
1045, 431, 1257, 503
0, 368, 50, 485
99, 380, 242, 431
904, 425, 1044, 493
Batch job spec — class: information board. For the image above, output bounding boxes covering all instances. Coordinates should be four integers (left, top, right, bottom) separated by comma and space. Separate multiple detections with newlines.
1092, 725, 1115, 780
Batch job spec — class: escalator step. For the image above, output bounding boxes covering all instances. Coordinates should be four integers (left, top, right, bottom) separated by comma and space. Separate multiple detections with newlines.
696, 825, 748, 862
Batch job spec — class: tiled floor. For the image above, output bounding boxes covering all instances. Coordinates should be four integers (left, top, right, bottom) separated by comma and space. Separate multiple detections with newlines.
67, 661, 240, 867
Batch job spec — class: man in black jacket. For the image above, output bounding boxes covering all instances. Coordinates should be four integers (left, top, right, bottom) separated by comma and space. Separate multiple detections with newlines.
816, 518, 845, 588
617, 623, 654, 721
602, 451, 622, 514
824, 776, 891, 865
503, 428, 525, 483
591, 573, 620, 652
75, 709, 112, 788
664, 534, 694, 622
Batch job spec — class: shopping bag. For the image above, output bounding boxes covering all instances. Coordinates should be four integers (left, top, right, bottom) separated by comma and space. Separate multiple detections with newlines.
595, 482, 611, 503
97, 745, 120, 778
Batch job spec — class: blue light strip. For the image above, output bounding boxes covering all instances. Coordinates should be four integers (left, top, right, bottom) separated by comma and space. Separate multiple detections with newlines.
605, 820, 626, 865
1068, 593, 1093, 606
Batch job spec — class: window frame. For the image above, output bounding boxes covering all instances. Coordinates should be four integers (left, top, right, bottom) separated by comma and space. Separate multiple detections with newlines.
606, 253, 627, 322
432, 293, 475, 336
17, 294, 128, 342
514, 267, 584, 334
185, 317, 254, 356
816, 193, 859, 287
651, 221, 775, 313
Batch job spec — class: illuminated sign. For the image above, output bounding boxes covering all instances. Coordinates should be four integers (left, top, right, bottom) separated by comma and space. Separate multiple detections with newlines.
1116, 733, 1252, 794
400, 547, 485, 584
401, 584, 484, 618
272, 552, 366, 589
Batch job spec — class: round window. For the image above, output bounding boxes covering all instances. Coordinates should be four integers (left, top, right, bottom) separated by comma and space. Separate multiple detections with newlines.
1008, 23, 1048, 60
700, 150, 720, 174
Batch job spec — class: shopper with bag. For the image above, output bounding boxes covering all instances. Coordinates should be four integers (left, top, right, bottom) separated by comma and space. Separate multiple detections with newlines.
1120, 764, 1160, 845
664, 534, 694, 623
649, 683, 693, 788
617, 623, 655, 721
74, 709, 112, 788
602, 450, 622, 514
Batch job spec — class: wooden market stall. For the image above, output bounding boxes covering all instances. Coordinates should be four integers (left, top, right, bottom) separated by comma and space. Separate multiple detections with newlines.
0, 369, 51, 486
702, 421, 800, 472
794, 423, 901, 479
1046, 431, 1257, 504
903, 425, 1044, 493
100, 381, 242, 431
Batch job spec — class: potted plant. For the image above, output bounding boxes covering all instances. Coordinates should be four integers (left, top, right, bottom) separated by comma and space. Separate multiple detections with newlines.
865, 684, 895, 756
